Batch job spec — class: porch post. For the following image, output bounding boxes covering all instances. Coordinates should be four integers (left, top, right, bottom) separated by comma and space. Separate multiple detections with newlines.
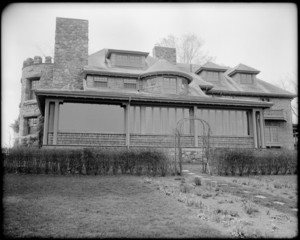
259, 109, 266, 148
53, 100, 60, 145
125, 103, 130, 148
252, 109, 258, 148
194, 106, 198, 147
189, 108, 194, 134
140, 106, 146, 134
42, 99, 50, 145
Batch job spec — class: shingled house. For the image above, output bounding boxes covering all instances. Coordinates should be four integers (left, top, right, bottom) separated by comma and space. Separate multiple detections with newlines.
19, 17, 296, 151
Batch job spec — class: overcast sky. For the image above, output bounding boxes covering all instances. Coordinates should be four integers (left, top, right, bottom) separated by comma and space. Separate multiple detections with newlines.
1, 3, 297, 147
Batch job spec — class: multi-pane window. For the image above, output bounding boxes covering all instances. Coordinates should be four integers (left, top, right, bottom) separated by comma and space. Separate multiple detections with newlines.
240, 74, 253, 84
124, 79, 137, 89
265, 122, 279, 144
207, 71, 219, 82
163, 77, 177, 94
114, 54, 142, 68
27, 117, 38, 135
29, 79, 40, 100
94, 76, 108, 88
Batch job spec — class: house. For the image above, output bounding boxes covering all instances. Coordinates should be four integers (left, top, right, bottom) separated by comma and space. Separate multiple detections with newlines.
18, 17, 296, 153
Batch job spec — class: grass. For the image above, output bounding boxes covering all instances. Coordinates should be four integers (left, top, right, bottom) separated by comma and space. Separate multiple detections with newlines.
3, 173, 222, 238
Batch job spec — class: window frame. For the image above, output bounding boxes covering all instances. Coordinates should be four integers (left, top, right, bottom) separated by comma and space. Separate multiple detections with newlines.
26, 117, 38, 135
29, 78, 40, 100
93, 76, 108, 88
163, 77, 177, 94
124, 79, 137, 89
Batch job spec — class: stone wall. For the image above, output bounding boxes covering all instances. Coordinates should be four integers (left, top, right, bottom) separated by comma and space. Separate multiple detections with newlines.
19, 57, 54, 142
152, 46, 176, 64
53, 17, 88, 90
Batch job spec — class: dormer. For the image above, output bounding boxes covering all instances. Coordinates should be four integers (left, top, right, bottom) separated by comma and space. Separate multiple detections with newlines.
226, 63, 260, 84
105, 49, 149, 69
195, 62, 228, 82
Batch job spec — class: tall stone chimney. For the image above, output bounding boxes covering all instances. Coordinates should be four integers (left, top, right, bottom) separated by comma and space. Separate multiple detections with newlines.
53, 17, 88, 89
152, 46, 176, 64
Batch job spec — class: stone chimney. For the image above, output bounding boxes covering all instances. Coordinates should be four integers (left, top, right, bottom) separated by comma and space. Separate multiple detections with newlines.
53, 17, 88, 89
152, 46, 176, 64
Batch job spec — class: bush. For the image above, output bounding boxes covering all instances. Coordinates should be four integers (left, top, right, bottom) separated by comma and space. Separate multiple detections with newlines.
210, 148, 297, 176
3, 147, 173, 177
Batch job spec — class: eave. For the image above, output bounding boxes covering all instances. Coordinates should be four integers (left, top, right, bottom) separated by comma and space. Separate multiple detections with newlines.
206, 89, 296, 99
106, 49, 149, 59
35, 89, 273, 116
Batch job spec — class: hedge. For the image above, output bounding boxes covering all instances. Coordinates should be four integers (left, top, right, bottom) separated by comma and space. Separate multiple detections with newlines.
2, 147, 173, 176
209, 148, 297, 176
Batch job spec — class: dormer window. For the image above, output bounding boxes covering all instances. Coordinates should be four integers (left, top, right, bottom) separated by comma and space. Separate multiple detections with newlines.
240, 74, 253, 84
207, 71, 219, 82
106, 49, 149, 69
94, 76, 108, 88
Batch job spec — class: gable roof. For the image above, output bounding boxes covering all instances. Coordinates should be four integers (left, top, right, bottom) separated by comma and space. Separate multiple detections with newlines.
195, 61, 229, 74
226, 63, 260, 76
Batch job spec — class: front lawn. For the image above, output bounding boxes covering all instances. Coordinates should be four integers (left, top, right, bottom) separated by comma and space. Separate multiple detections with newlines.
3, 174, 222, 238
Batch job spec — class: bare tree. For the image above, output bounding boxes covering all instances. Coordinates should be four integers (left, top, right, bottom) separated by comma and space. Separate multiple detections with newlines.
156, 33, 215, 65
280, 74, 298, 120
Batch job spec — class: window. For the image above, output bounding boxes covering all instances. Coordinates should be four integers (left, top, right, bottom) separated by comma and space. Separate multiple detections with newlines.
26, 117, 38, 135
94, 76, 108, 88
207, 71, 219, 82
29, 79, 40, 100
265, 122, 279, 144
114, 54, 142, 68
163, 77, 177, 93
240, 74, 253, 84
124, 79, 137, 89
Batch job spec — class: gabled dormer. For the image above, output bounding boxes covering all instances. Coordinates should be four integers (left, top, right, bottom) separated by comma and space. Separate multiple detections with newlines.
105, 49, 149, 69
195, 62, 228, 82
226, 63, 260, 84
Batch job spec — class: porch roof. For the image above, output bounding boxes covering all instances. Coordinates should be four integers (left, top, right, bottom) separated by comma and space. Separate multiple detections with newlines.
35, 89, 273, 115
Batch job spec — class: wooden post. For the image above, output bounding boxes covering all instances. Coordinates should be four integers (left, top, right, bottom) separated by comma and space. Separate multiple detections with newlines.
140, 106, 146, 134
259, 109, 266, 148
43, 99, 50, 145
125, 103, 130, 148
252, 109, 258, 148
194, 106, 198, 147
189, 108, 194, 135
53, 100, 60, 145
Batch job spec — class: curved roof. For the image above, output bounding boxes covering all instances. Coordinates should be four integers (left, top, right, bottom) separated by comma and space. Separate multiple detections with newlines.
140, 59, 193, 82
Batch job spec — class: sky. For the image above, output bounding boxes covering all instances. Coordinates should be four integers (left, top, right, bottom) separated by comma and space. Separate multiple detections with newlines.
1, 3, 297, 148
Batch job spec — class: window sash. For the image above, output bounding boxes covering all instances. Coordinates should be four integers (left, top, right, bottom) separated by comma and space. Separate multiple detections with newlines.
163, 77, 177, 93
240, 74, 253, 84
207, 71, 219, 81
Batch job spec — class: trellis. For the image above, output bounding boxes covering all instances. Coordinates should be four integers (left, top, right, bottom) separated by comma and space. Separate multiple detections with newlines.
174, 116, 211, 175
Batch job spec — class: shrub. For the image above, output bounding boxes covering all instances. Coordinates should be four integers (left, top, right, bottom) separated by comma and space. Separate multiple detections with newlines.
194, 176, 201, 186
210, 148, 297, 176
3, 147, 174, 177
